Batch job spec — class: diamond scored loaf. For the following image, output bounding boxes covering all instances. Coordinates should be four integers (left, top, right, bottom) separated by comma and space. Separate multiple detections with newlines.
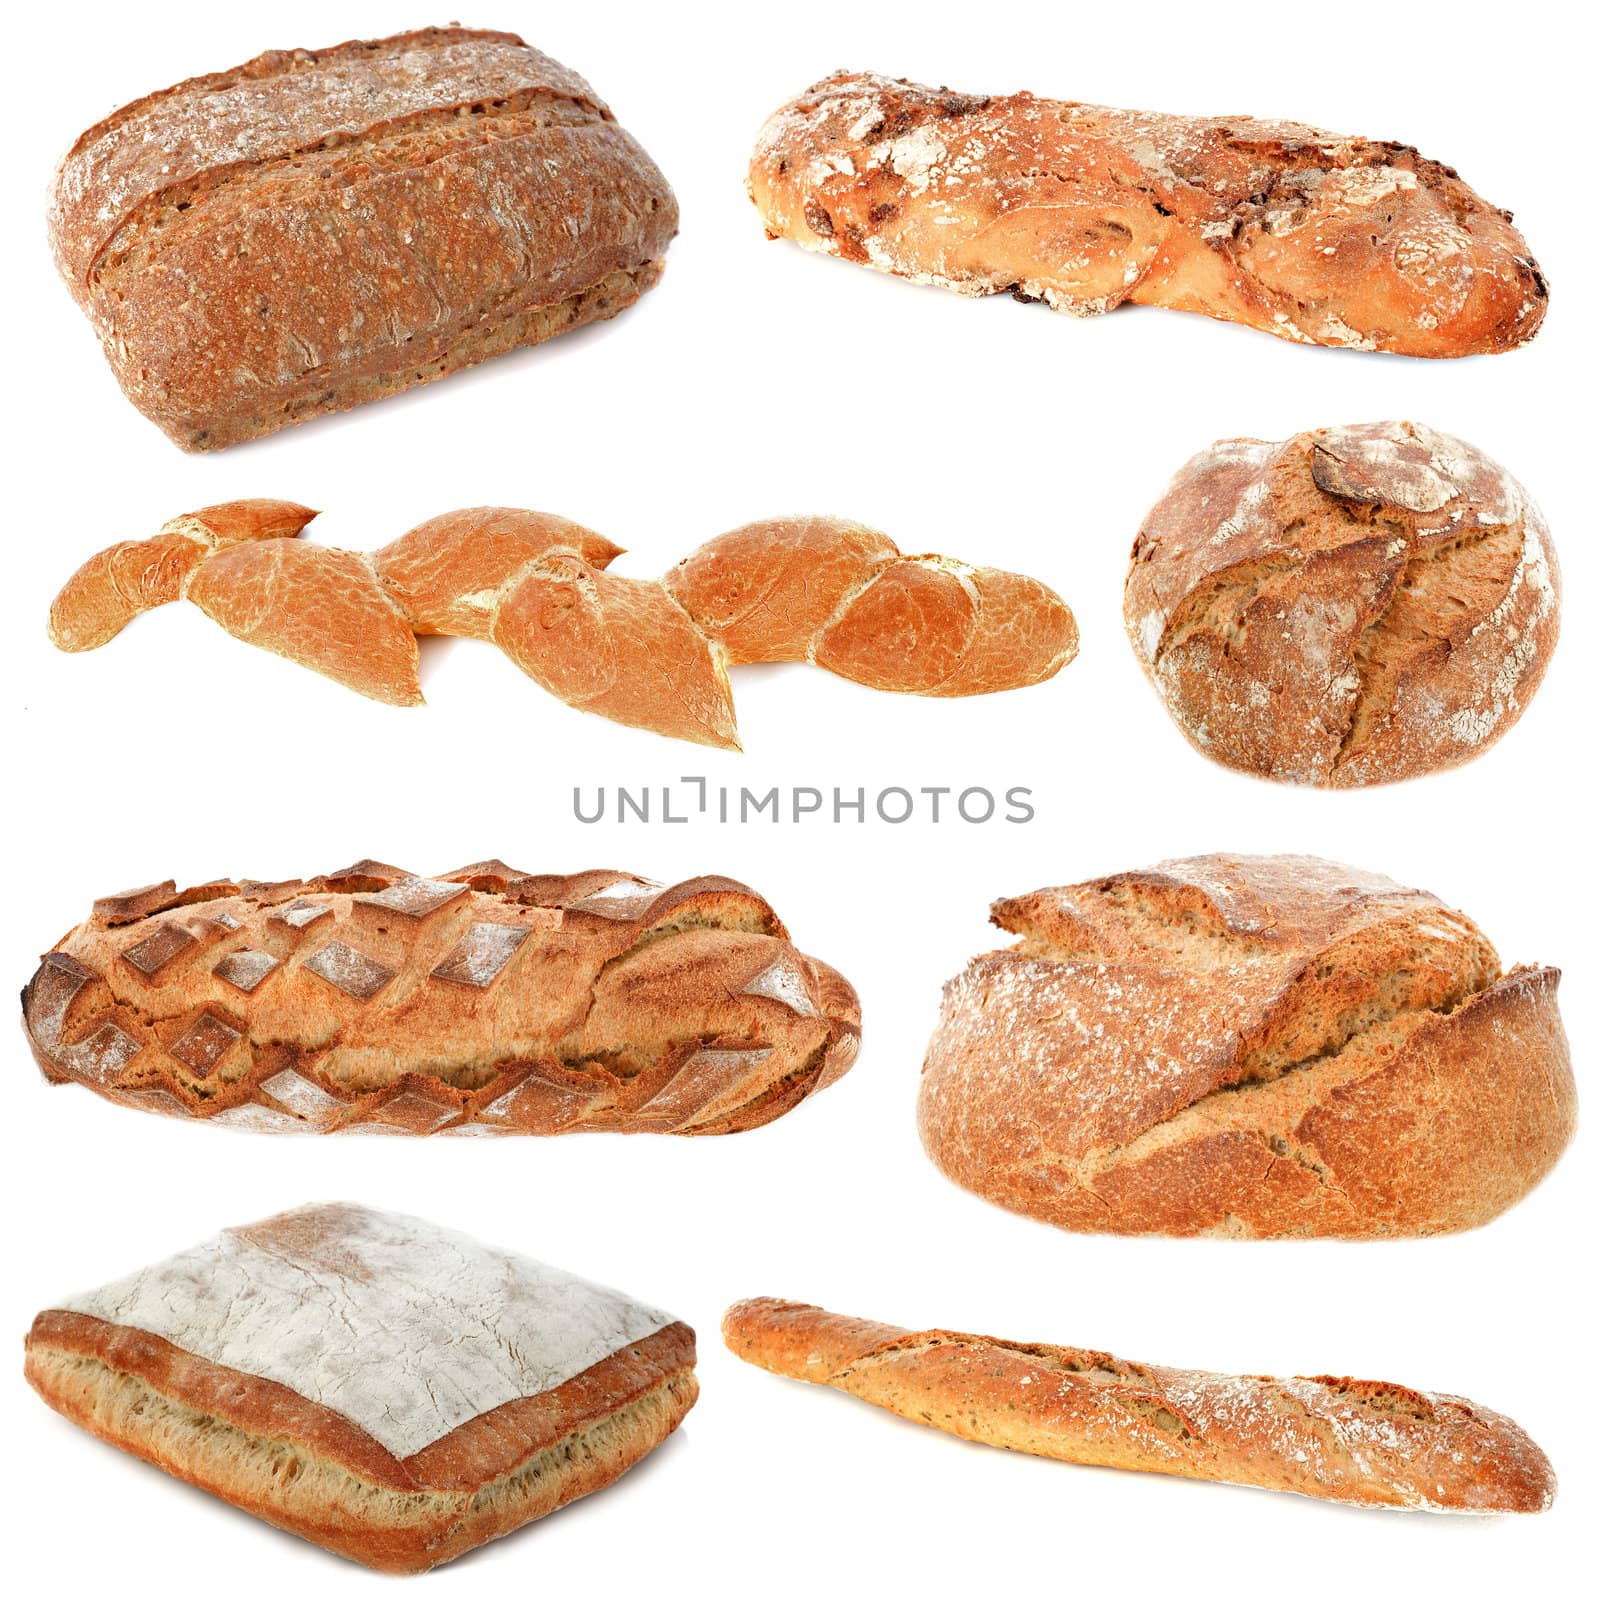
23, 860, 860, 1135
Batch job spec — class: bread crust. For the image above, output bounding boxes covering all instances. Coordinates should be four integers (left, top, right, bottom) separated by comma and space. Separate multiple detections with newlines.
749, 73, 1545, 357
722, 1299, 1556, 1514
917, 854, 1575, 1237
1125, 423, 1561, 785
50, 28, 678, 448
22, 861, 861, 1135
48, 504, 1078, 747
25, 1205, 698, 1572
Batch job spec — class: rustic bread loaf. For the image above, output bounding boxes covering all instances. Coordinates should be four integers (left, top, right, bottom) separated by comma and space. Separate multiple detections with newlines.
1125, 422, 1560, 786
50, 27, 678, 449
48, 502, 1078, 747
918, 854, 1575, 1237
722, 1298, 1554, 1514
749, 73, 1546, 357
26, 1203, 697, 1572
23, 860, 860, 1135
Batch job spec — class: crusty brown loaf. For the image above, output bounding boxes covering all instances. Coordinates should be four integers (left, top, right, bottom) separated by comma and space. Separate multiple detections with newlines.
917, 854, 1575, 1237
722, 1298, 1555, 1514
50, 27, 678, 449
26, 1205, 698, 1572
750, 73, 1546, 357
1125, 423, 1561, 786
48, 502, 1078, 747
22, 861, 860, 1135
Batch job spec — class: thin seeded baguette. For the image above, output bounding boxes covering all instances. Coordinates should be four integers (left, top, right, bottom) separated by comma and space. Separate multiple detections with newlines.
750, 72, 1546, 356
47, 502, 1078, 747
722, 1298, 1555, 1514
22, 861, 860, 1135
50, 27, 678, 449
27, 1204, 698, 1571
918, 854, 1575, 1237
1125, 422, 1560, 786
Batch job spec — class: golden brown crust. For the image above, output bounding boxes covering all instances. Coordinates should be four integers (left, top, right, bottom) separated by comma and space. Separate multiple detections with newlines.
28, 1311, 695, 1491
750, 73, 1546, 356
22, 862, 861, 1136
1125, 423, 1561, 786
917, 854, 1576, 1237
47, 500, 317, 653
50, 28, 678, 449
26, 1208, 699, 1582
187, 542, 423, 706
373, 508, 626, 637
722, 1299, 1556, 1514
49, 504, 1077, 746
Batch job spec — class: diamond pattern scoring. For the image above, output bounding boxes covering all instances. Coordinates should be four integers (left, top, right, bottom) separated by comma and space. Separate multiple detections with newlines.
303, 940, 396, 1000
569, 879, 661, 920
260, 1068, 346, 1128
214, 949, 281, 994
358, 1090, 461, 1134
276, 899, 331, 930
210, 1102, 313, 1134
742, 955, 820, 1017
122, 921, 198, 977
358, 877, 468, 919
68, 1022, 144, 1084
168, 1011, 243, 1078
639, 1044, 774, 1126
431, 922, 529, 987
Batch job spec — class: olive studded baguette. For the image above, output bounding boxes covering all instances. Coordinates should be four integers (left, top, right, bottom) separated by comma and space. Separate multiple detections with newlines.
749, 73, 1546, 357
722, 1299, 1557, 1514
48, 502, 1078, 749
22, 861, 860, 1135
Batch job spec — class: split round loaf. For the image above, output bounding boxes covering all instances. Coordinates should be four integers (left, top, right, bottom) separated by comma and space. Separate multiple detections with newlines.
1124, 422, 1560, 786
917, 853, 1575, 1238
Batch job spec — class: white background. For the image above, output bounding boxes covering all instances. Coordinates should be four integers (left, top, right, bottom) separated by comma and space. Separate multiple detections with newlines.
3, 2, 1594, 1594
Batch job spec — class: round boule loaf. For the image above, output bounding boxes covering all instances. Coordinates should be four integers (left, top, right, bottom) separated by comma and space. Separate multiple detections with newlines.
1124, 423, 1560, 787
917, 853, 1576, 1239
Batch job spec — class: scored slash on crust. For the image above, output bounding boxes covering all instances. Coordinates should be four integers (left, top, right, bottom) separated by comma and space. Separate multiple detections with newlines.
22, 865, 862, 1136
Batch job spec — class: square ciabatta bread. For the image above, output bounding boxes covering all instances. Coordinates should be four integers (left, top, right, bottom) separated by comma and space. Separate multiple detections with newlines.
25, 1203, 697, 1573
49, 27, 678, 449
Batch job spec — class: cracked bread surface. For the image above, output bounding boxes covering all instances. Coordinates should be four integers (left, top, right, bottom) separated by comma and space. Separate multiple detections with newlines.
49, 27, 678, 449
917, 853, 1575, 1237
25, 1204, 698, 1572
749, 73, 1546, 357
49, 501, 1077, 747
722, 1298, 1555, 1514
22, 859, 861, 1135
1125, 422, 1561, 786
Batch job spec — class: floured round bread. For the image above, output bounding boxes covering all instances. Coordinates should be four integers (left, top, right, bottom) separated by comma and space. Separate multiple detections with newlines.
24, 1203, 698, 1572
917, 853, 1576, 1238
22, 859, 861, 1135
1124, 423, 1560, 787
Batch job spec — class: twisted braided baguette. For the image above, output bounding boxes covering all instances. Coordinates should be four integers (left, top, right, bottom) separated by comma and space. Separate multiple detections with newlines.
22, 860, 860, 1136
48, 503, 1075, 748
722, 1298, 1556, 1514
749, 73, 1546, 357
